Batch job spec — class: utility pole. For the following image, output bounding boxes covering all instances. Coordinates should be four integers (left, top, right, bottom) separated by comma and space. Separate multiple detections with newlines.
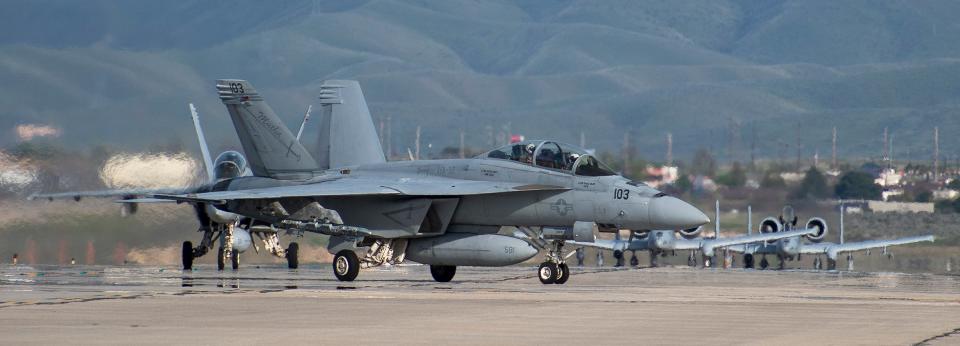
622, 130, 631, 176
883, 127, 889, 165
934, 126, 940, 181
414, 125, 421, 160
459, 128, 465, 159
831, 126, 837, 169
386, 114, 393, 159
750, 122, 757, 169
666, 132, 673, 166
795, 122, 802, 169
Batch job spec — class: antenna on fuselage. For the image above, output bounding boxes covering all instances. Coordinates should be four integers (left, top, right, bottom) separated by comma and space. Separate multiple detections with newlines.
295, 104, 313, 141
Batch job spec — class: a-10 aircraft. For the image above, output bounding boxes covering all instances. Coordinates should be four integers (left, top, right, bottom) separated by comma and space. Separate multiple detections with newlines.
728, 206, 935, 270
147, 79, 713, 284
566, 201, 816, 268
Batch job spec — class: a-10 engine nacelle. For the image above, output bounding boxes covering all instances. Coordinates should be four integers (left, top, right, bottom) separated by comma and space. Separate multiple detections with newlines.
758, 217, 783, 233
677, 225, 703, 240
406, 233, 538, 266
804, 217, 828, 243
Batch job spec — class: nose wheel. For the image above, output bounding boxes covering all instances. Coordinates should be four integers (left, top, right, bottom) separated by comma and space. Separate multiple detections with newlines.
538, 262, 558, 284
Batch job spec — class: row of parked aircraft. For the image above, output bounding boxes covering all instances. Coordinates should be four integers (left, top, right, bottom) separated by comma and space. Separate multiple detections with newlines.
31, 79, 934, 284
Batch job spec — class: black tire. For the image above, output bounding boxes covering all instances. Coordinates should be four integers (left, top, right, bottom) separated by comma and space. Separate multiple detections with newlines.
333, 250, 360, 282
217, 247, 225, 271
231, 249, 239, 270
630, 255, 640, 267
538, 262, 558, 284
554, 263, 570, 285
759, 257, 769, 270
286, 242, 299, 269
430, 265, 456, 282
182, 241, 194, 271
744, 254, 754, 269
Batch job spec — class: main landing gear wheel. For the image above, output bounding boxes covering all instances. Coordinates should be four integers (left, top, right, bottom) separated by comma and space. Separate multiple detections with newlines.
333, 250, 360, 282
231, 249, 240, 270
744, 254, 755, 269
217, 247, 225, 271
286, 242, 299, 269
554, 263, 570, 285
538, 262, 558, 284
182, 241, 194, 271
630, 254, 640, 267
430, 265, 457, 282
759, 256, 769, 270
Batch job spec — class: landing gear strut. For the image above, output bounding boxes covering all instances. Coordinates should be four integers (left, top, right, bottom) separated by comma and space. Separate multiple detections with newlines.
630, 252, 640, 267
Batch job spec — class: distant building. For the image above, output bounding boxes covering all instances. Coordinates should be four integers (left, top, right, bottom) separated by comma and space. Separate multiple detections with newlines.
867, 200, 934, 213
933, 189, 959, 201
875, 168, 903, 187
644, 165, 678, 188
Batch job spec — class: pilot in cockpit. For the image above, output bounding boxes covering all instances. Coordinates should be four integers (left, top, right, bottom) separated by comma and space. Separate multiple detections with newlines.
563, 153, 578, 170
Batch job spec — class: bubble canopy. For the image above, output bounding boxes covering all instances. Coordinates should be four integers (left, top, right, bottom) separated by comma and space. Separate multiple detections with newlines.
480, 140, 616, 176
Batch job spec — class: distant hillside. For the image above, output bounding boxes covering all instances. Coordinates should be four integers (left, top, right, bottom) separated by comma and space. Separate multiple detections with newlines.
1, 0, 959, 162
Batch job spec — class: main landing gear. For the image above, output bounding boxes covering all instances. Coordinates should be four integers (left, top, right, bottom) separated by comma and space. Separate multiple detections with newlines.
333, 250, 360, 281
181, 221, 301, 272
743, 253, 755, 269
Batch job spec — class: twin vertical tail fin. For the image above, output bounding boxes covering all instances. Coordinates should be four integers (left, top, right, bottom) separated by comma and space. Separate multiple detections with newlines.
189, 103, 216, 182
316, 80, 386, 169
217, 79, 320, 179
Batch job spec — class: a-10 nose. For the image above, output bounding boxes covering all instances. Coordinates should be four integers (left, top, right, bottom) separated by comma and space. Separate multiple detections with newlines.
648, 196, 710, 230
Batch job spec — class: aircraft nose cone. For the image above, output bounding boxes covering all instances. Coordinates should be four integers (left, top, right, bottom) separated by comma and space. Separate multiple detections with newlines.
649, 196, 710, 229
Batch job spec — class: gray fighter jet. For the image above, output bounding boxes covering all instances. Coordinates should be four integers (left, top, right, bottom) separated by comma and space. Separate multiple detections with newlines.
153, 79, 711, 284
728, 206, 934, 270
566, 202, 816, 268
29, 104, 304, 271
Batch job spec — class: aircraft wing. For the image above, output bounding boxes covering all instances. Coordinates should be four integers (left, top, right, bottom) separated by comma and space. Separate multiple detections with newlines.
802, 235, 935, 257
567, 239, 636, 252
704, 228, 817, 249
29, 188, 191, 202
154, 176, 568, 204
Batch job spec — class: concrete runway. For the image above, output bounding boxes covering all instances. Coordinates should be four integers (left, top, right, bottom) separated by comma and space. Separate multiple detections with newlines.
2, 264, 959, 345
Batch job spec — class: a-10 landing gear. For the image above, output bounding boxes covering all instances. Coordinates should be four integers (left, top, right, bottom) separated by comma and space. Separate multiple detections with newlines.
743, 253, 755, 269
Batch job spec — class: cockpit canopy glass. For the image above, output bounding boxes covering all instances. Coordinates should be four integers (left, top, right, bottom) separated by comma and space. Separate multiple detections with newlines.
213, 151, 247, 180
481, 140, 616, 176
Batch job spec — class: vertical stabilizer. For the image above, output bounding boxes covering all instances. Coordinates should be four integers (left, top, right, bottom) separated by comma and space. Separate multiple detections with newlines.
189, 103, 216, 182
216, 79, 320, 179
316, 80, 386, 169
